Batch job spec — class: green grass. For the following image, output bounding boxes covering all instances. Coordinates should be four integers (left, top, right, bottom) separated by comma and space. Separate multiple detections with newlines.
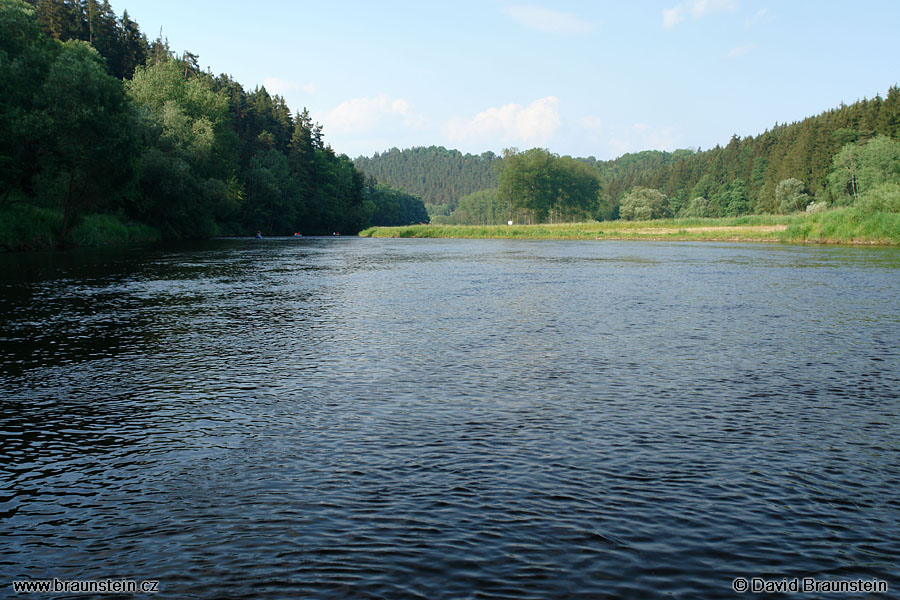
0, 204, 62, 251
70, 214, 161, 247
781, 208, 900, 244
360, 211, 900, 245
1, 206, 161, 251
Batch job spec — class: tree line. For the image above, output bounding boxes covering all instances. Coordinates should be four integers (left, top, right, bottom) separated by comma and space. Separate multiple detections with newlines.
581, 89, 900, 219
1, 0, 428, 250
353, 89, 900, 225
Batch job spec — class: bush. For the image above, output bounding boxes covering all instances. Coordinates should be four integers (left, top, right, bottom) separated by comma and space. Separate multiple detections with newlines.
0, 203, 62, 250
855, 182, 900, 214
619, 187, 670, 220
680, 196, 720, 218
776, 178, 810, 213
70, 213, 160, 247
71, 214, 129, 246
805, 200, 827, 214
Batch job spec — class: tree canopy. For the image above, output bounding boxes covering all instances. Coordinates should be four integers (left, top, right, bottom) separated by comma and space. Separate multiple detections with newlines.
354, 146, 499, 211
496, 148, 602, 224
1, 0, 426, 249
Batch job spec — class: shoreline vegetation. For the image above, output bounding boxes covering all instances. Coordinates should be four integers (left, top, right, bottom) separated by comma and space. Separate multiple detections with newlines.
360, 210, 900, 246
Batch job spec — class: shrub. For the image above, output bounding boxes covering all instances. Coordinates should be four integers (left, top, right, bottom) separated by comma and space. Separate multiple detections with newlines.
776, 178, 810, 213
0, 204, 62, 250
70, 213, 160, 247
680, 196, 720, 218
619, 187, 670, 220
855, 182, 900, 214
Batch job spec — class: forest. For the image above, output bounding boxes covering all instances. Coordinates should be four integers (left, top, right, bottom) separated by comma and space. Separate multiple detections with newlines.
583, 92, 900, 219
0, 0, 428, 250
355, 92, 900, 226
353, 147, 500, 218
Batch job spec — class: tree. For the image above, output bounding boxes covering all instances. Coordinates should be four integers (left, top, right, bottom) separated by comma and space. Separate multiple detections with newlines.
497, 148, 600, 224
126, 57, 236, 238
443, 188, 502, 225
242, 148, 295, 233
619, 187, 670, 220
680, 196, 719, 218
115, 10, 148, 78
827, 143, 861, 204
32, 39, 137, 240
366, 183, 428, 226
288, 108, 316, 202
827, 135, 900, 206
775, 178, 810, 213
555, 156, 602, 221
424, 203, 452, 219
855, 135, 900, 192
26, 0, 150, 79
353, 145, 500, 208
0, 0, 49, 204
722, 179, 749, 216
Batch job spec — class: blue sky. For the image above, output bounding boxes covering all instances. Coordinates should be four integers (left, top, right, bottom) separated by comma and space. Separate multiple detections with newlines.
117, 1, 900, 160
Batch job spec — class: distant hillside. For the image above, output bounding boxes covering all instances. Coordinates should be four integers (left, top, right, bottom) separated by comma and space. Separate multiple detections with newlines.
584, 86, 900, 216
355, 87, 900, 221
354, 146, 500, 208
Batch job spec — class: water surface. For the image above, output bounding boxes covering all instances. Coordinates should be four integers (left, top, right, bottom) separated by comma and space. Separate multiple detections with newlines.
2, 238, 899, 598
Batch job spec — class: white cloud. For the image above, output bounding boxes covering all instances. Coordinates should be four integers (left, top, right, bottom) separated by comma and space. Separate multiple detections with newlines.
579, 116, 604, 135
322, 93, 425, 134
726, 43, 756, 58
662, 0, 739, 28
643, 126, 680, 151
662, 6, 686, 28
692, 0, 740, 18
262, 77, 297, 95
746, 7, 771, 26
502, 4, 595, 34
608, 123, 681, 157
444, 97, 561, 147
262, 77, 317, 97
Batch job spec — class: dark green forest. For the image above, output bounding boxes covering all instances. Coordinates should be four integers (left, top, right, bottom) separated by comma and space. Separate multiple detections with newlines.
356, 92, 900, 226
0, 0, 428, 250
353, 147, 500, 217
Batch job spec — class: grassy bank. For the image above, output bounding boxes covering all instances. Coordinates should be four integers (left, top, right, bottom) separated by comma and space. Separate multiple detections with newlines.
360, 210, 900, 245
70, 214, 161, 247
0, 204, 63, 251
1, 207, 160, 251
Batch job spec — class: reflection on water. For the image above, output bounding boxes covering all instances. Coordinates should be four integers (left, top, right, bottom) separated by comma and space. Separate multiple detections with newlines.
2, 238, 899, 599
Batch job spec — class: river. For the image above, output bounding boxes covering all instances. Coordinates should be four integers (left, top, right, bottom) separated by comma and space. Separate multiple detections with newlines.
2, 238, 898, 598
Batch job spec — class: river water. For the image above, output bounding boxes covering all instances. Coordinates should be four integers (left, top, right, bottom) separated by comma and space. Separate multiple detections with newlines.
2, 238, 898, 599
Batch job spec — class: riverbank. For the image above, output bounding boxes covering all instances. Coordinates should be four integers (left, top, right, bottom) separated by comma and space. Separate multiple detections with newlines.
360, 210, 900, 245
0, 206, 160, 252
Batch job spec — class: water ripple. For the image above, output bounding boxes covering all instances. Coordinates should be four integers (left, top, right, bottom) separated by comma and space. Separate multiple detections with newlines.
1, 239, 899, 598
